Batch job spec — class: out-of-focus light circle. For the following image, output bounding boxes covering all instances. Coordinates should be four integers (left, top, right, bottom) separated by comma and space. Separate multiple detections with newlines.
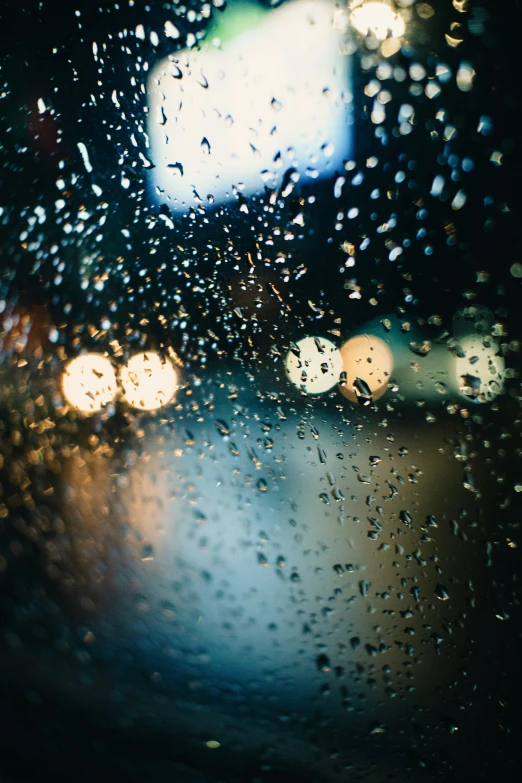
455, 335, 505, 403
350, 2, 406, 40
148, 0, 352, 213
338, 334, 393, 404
119, 352, 178, 410
285, 336, 343, 395
453, 305, 494, 340
62, 354, 117, 414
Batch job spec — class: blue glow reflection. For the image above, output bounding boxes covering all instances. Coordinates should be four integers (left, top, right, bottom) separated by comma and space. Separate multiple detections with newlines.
147, 0, 353, 212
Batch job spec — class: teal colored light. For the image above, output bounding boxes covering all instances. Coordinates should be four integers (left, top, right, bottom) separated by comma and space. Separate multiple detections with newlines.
206, 0, 270, 45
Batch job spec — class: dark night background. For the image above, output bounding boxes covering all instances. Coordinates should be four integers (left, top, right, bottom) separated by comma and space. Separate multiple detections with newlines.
1, 1, 522, 781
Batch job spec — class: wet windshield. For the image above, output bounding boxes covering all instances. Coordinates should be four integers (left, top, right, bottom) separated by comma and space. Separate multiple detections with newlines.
1, 1, 522, 781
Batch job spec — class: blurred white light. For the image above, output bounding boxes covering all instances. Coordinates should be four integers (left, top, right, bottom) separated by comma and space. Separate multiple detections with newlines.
120, 352, 178, 410
455, 335, 505, 404
285, 336, 343, 395
339, 334, 393, 403
350, 2, 406, 40
148, 0, 352, 212
62, 354, 117, 414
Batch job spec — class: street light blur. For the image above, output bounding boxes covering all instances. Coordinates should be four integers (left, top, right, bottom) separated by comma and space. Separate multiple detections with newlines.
61, 354, 117, 414
338, 334, 393, 403
148, 0, 353, 213
349, 0, 406, 40
285, 335, 343, 395
119, 351, 178, 411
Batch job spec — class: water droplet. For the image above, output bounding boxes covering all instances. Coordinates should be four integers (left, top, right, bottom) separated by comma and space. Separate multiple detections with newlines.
435, 583, 450, 601
140, 543, 154, 561
215, 419, 230, 437
409, 341, 432, 356
359, 580, 370, 597
257, 478, 268, 492
167, 162, 184, 177
353, 377, 372, 406
317, 654, 331, 673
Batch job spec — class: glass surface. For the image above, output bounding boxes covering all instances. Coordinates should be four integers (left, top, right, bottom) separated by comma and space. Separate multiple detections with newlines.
1, 0, 521, 780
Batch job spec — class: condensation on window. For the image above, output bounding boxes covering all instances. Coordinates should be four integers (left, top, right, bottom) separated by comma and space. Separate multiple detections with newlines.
1, 1, 521, 781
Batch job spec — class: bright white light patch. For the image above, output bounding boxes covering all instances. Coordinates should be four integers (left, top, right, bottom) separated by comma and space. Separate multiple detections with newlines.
147, 0, 352, 212
119, 352, 178, 410
350, 2, 405, 40
339, 334, 393, 403
285, 336, 343, 395
62, 354, 117, 414
77, 141, 93, 174
455, 335, 505, 403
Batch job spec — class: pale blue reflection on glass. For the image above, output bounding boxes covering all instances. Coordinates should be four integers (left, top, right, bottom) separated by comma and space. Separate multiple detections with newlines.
147, 0, 353, 213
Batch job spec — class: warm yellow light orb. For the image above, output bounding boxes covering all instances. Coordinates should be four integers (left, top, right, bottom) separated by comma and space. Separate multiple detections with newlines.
285, 336, 343, 395
350, 2, 406, 40
338, 334, 393, 404
119, 351, 178, 410
62, 354, 117, 414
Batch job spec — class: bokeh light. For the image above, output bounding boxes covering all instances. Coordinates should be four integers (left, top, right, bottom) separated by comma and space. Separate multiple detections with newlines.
61, 354, 117, 414
338, 334, 393, 404
285, 336, 343, 395
119, 351, 178, 410
455, 335, 505, 403
148, 0, 352, 212
350, 1, 406, 40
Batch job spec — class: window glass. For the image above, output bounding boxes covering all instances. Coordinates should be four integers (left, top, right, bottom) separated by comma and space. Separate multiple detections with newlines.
1, 1, 521, 780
